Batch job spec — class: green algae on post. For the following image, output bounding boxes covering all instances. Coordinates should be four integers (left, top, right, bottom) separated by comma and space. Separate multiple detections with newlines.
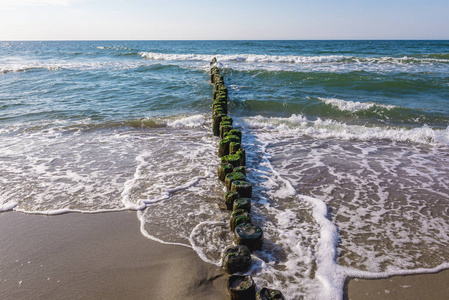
233, 198, 251, 213
228, 275, 256, 300
218, 163, 234, 182
225, 172, 246, 190
222, 245, 252, 274
256, 288, 285, 300
233, 166, 246, 175
213, 113, 226, 136
230, 209, 251, 231
227, 129, 242, 140
213, 108, 224, 121
225, 191, 239, 210
214, 90, 227, 101
236, 148, 246, 166
218, 139, 231, 157
213, 101, 227, 115
219, 136, 239, 157
219, 121, 233, 139
234, 223, 263, 251
221, 153, 241, 168
230, 142, 241, 154
213, 88, 228, 100
221, 116, 233, 126
231, 180, 252, 197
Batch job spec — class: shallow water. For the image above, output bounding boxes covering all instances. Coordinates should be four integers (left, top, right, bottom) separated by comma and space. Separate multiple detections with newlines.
1, 40, 449, 299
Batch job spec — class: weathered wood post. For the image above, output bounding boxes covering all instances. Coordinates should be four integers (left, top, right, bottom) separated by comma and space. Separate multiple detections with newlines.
222, 245, 252, 274
235, 223, 263, 251
228, 275, 256, 300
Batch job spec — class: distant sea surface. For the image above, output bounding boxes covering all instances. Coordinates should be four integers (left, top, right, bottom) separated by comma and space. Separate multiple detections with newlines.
1, 40, 449, 299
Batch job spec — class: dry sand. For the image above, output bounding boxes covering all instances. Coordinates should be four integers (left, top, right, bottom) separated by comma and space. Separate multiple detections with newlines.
2, 211, 449, 300
0, 211, 227, 300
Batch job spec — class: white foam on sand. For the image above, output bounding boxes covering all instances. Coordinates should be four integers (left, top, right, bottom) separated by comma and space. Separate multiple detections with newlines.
0, 202, 18, 212
231, 128, 449, 299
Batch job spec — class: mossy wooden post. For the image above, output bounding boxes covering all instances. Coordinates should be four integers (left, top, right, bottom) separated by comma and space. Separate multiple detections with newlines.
230, 209, 251, 231
233, 166, 246, 175
215, 82, 225, 91
218, 163, 234, 182
213, 101, 227, 115
214, 87, 228, 100
225, 172, 246, 190
222, 135, 239, 155
211, 57, 217, 65
235, 223, 263, 251
213, 106, 224, 120
230, 142, 241, 154
215, 92, 227, 101
224, 134, 239, 144
214, 75, 224, 88
210, 66, 219, 83
214, 90, 227, 101
220, 122, 233, 139
233, 198, 251, 213
222, 245, 252, 274
213, 113, 226, 136
228, 275, 256, 300
237, 148, 246, 166
225, 191, 239, 210
256, 288, 285, 300
221, 116, 233, 126
231, 180, 252, 198
219, 139, 231, 157
221, 153, 241, 168
226, 129, 242, 141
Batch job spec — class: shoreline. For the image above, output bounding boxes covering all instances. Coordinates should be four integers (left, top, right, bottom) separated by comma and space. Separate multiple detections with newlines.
1, 210, 449, 299
0, 211, 227, 300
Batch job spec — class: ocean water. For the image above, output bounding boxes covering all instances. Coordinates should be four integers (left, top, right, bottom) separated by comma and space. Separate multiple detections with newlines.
1, 40, 449, 299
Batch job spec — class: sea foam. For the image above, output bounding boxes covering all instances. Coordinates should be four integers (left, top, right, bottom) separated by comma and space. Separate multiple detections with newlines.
238, 114, 449, 146
319, 97, 397, 112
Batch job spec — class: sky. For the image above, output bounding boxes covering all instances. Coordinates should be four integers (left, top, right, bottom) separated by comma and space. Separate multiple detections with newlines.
0, 0, 448, 40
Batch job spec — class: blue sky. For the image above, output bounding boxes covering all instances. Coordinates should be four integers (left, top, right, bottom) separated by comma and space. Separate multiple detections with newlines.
0, 0, 448, 40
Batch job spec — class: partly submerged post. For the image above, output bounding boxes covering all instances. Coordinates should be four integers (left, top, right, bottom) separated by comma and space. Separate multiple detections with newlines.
234, 223, 263, 251
256, 288, 285, 300
228, 275, 256, 300
222, 245, 252, 274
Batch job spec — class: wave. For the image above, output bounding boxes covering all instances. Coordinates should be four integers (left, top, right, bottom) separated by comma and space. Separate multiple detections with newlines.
0, 61, 191, 74
139, 52, 449, 65
0, 114, 208, 136
412, 53, 449, 60
319, 97, 397, 112
0, 65, 61, 74
238, 114, 449, 146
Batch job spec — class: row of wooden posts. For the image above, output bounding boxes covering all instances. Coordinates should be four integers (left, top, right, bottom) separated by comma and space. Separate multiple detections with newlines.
210, 58, 285, 300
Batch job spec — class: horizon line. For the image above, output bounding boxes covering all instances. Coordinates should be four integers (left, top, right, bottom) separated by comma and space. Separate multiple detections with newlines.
2, 39, 449, 42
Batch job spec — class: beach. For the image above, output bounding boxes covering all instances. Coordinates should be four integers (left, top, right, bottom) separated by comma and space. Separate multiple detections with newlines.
1, 40, 449, 299
0, 211, 227, 300
2, 211, 449, 299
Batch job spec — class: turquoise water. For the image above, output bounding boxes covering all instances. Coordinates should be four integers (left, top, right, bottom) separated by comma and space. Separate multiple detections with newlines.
1, 41, 449, 299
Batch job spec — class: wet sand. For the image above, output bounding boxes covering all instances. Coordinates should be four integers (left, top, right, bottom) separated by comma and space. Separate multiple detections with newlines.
345, 271, 449, 300
2, 211, 449, 300
0, 211, 227, 300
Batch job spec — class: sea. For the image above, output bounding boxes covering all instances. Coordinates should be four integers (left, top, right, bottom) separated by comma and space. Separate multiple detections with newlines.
1, 40, 449, 299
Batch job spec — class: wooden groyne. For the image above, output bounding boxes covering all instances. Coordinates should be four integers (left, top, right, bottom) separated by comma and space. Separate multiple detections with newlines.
209, 58, 285, 300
